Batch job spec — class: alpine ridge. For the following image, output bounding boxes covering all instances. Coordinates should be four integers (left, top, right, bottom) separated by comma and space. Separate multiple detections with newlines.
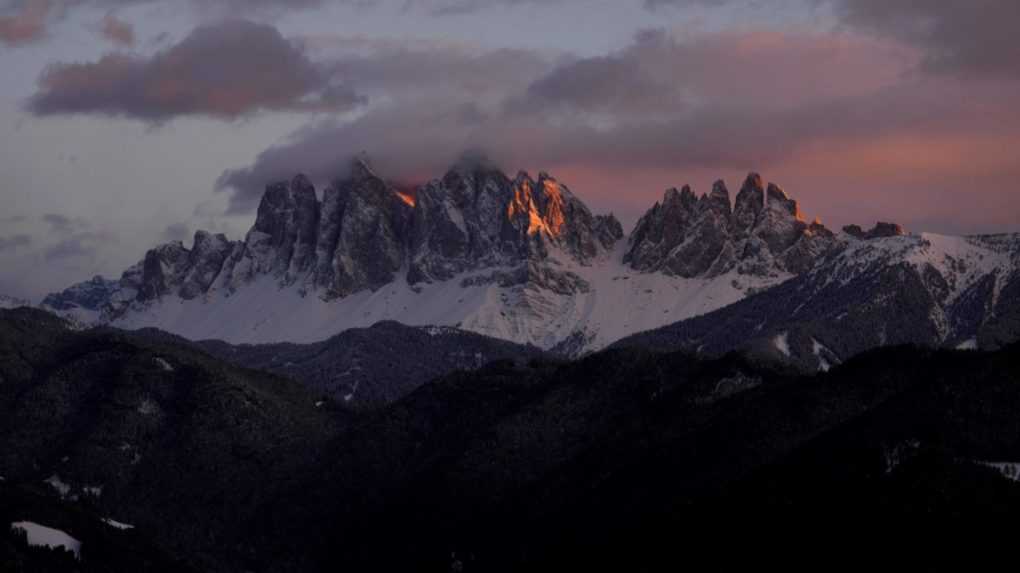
40, 159, 1020, 356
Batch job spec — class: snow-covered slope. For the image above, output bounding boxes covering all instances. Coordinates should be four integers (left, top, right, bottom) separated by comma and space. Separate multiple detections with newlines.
110, 240, 786, 351
616, 231, 1020, 370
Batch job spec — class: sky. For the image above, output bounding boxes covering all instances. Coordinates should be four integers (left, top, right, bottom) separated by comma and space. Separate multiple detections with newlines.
1, 0, 1019, 300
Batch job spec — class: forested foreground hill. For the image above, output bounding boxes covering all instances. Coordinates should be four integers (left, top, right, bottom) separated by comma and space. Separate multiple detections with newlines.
1, 307, 1019, 571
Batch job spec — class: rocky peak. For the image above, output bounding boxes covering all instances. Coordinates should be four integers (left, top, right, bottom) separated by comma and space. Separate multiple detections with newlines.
180, 231, 234, 299
704, 180, 733, 218
137, 241, 191, 301
844, 222, 907, 240
410, 165, 618, 284
349, 155, 377, 182
627, 172, 840, 279
765, 183, 801, 219
246, 173, 321, 283
41, 275, 120, 312
317, 158, 413, 298
733, 173, 765, 235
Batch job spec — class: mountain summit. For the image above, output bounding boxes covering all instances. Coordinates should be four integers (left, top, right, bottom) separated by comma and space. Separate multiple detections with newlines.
41, 160, 1019, 356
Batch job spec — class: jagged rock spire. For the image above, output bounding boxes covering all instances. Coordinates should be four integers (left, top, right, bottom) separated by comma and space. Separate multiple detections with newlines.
844, 222, 907, 240
627, 172, 842, 278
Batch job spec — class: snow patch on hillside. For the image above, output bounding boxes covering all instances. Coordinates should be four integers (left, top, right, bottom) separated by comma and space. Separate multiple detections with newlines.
154, 357, 174, 371
102, 518, 135, 530
111, 243, 787, 353
977, 461, 1020, 482
44, 475, 71, 498
956, 338, 978, 350
773, 332, 790, 357
10, 521, 81, 558
812, 338, 834, 371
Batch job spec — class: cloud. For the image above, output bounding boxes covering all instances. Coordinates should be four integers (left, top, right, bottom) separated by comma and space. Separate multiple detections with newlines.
828, 0, 1020, 79
42, 212, 77, 232
162, 222, 190, 242
216, 40, 553, 211
44, 237, 94, 261
2, 0, 591, 47
39, 212, 118, 262
0, 0, 48, 45
217, 28, 926, 202
99, 11, 133, 46
27, 19, 366, 121
0, 234, 32, 251
215, 25, 1020, 235
648, 0, 1020, 80
42, 227, 118, 262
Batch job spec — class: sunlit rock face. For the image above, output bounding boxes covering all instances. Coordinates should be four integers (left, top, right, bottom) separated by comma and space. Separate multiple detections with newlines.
626, 172, 841, 279
407, 166, 621, 285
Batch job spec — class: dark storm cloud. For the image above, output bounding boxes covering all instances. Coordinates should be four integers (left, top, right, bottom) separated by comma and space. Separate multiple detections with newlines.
0, 234, 32, 252
26, 19, 365, 120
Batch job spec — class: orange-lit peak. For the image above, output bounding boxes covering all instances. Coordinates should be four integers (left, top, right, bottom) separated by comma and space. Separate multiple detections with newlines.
540, 179, 567, 237
394, 189, 416, 208
507, 176, 567, 238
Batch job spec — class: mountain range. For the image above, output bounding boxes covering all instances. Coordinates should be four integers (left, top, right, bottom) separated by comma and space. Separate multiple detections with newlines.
35, 158, 1020, 365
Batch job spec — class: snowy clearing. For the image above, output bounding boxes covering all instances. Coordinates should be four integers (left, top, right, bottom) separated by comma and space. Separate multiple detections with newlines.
10, 521, 81, 558
773, 332, 790, 357
102, 518, 135, 530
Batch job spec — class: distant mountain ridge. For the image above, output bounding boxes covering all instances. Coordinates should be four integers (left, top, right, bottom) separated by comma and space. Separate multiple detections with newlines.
194, 321, 546, 409
0, 294, 31, 310
39, 158, 1020, 357
616, 231, 1020, 370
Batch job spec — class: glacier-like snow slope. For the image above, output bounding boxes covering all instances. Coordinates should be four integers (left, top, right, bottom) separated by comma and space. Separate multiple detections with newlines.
112, 241, 786, 352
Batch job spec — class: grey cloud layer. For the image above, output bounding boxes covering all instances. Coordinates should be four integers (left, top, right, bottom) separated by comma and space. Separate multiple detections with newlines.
34, 212, 118, 262
219, 25, 1018, 211
649, 0, 1020, 80
831, 0, 1020, 79
0, 234, 32, 252
27, 19, 365, 120
1, 0, 577, 46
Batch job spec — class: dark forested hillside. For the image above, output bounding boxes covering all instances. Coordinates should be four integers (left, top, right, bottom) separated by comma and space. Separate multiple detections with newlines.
0, 308, 343, 572
195, 321, 546, 409
2, 307, 1019, 571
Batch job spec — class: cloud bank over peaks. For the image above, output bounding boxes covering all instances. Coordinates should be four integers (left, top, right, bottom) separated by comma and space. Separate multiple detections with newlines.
26, 19, 365, 121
